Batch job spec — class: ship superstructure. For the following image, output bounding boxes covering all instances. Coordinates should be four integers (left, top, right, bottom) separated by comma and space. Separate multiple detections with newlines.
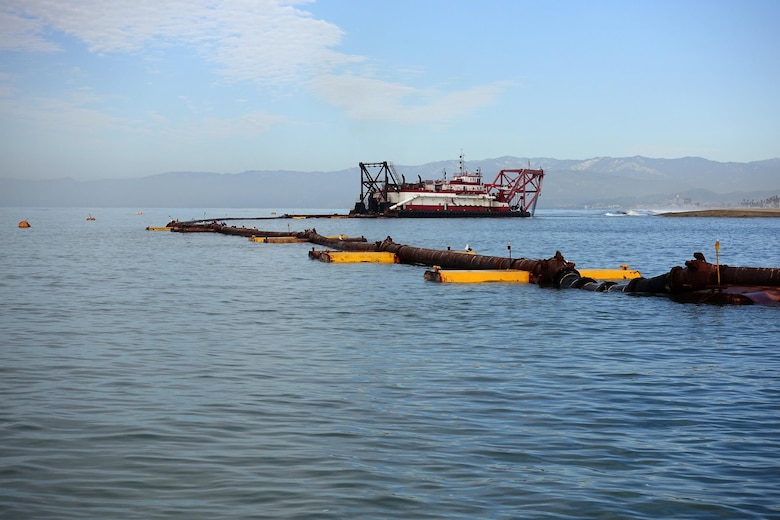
350, 155, 544, 217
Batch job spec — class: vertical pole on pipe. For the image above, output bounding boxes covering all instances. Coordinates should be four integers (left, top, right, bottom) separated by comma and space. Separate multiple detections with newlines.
715, 240, 721, 286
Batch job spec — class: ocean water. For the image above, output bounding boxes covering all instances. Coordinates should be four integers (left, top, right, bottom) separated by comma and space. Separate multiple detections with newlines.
1, 207, 779, 519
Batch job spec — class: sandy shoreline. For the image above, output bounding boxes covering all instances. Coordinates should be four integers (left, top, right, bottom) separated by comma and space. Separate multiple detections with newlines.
657, 208, 780, 218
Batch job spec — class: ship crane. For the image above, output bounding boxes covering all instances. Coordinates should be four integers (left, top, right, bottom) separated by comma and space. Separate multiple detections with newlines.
351, 156, 544, 217
485, 167, 545, 215
354, 161, 403, 214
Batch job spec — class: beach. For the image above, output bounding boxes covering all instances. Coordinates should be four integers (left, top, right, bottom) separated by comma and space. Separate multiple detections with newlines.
658, 208, 780, 217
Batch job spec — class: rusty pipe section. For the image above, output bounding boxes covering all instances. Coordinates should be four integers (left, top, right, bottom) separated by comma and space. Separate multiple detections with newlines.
666, 252, 780, 292
303, 231, 576, 284
554, 252, 780, 305
558, 252, 780, 293
384, 243, 575, 285
169, 221, 573, 284
164, 222, 780, 305
304, 230, 382, 252
169, 220, 304, 238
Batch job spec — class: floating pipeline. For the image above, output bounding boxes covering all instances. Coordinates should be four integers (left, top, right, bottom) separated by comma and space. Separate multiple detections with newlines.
168, 221, 574, 284
170, 214, 348, 225
168, 220, 368, 242
555, 252, 780, 305
301, 231, 575, 284
170, 221, 299, 237
159, 220, 780, 306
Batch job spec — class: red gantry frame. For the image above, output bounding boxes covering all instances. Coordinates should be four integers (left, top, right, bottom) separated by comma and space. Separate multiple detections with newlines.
486, 168, 545, 214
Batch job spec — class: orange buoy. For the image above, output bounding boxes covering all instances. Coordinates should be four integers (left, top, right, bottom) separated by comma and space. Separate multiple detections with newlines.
18, 220, 30, 228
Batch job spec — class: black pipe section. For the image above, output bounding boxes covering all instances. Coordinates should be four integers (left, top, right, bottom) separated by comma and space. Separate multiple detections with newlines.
553, 252, 780, 305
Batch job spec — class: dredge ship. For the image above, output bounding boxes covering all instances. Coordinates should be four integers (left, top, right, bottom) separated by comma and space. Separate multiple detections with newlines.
350, 155, 544, 217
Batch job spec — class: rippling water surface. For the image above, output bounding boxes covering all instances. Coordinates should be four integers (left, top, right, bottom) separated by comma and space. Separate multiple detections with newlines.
2, 207, 779, 519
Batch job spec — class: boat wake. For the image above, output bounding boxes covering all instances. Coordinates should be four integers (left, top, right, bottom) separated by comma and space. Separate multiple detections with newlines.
604, 209, 658, 217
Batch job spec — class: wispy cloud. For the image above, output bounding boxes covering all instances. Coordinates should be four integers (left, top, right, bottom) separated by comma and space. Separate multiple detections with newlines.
1, 92, 136, 139
199, 110, 287, 138
0, 9, 61, 52
0, 0, 505, 124
1, 0, 362, 86
311, 74, 508, 123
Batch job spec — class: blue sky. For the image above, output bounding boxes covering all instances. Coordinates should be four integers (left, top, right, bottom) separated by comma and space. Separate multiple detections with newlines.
1, 0, 778, 180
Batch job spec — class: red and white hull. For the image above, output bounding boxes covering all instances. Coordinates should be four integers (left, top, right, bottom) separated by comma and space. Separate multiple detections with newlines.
351, 155, 544, 218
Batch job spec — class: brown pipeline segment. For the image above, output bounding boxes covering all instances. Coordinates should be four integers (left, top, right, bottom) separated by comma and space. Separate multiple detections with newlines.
169, 223, 576, 283
162, 221, 780, 305
169, 220, 300, 237
555, 251, 780, 305
304, 231, 382, 252
302, 231, 575, 284
666, 252, 780, 292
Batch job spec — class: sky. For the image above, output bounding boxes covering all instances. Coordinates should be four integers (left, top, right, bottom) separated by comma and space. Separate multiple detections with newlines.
0, 0, 778, 181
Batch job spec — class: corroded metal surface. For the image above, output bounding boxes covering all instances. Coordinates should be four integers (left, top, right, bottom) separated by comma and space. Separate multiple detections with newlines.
667, 252, 780, 292
303, 231, 575, 284
304, 231, 381, 252
158, 220, 780, 306
168, 221, 299, 237
555, 252, 780, 305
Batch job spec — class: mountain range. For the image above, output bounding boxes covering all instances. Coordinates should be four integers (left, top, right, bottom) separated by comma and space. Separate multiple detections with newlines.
2, 156, 778, 209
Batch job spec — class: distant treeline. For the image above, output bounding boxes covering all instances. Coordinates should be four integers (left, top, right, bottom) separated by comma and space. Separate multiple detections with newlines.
741, 195, 780, 208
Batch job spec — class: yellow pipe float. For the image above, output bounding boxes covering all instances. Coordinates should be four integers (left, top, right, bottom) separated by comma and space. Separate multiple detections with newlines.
313, 251, 399, 264
424, 267, 532, 283
578, 265, 641, 280
426, 265, 640, 284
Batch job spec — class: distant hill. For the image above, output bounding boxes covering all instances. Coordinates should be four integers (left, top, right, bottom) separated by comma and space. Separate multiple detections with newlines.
1, 156, 778, 209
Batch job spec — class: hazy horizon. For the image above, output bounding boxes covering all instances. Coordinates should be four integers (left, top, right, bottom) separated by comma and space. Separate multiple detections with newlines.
3, 155, 778, 210
1, 1, 778, 182
2, 153, 779, 184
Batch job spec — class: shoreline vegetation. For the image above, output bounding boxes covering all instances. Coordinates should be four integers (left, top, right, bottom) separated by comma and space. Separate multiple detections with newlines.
657, 208, 780, 217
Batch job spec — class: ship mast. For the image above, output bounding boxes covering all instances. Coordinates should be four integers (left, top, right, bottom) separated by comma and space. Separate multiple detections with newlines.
458, 151, 480, 179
